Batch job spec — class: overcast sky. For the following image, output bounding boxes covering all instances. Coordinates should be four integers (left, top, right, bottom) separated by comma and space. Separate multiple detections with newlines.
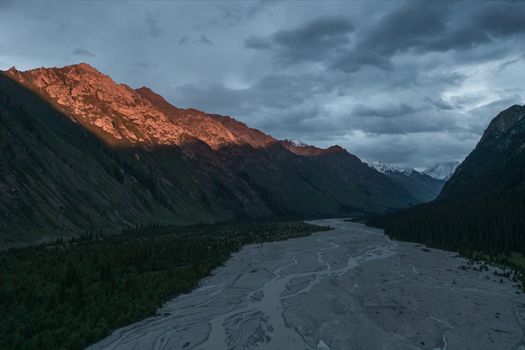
1, 0, 524, 169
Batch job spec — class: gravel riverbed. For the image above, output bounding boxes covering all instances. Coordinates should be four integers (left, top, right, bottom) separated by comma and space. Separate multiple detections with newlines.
89, 219, 525, 350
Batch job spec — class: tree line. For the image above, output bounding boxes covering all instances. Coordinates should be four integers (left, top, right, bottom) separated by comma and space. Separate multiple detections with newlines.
0, 221, 329, 350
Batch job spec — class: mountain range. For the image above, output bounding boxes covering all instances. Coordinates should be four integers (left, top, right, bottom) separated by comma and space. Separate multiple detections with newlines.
0, 63, 443, 245
370, 104, 525, 255
363, 160, 445, 204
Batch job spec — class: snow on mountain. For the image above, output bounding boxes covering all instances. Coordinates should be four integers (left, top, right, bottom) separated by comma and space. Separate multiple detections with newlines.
363, 159, 445, 203
423, 161, 460, 180
363, 160, 414, 176
290, 139, 308, 147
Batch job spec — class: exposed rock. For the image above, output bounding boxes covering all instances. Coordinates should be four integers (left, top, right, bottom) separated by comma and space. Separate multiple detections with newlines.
6, 64, 258, 150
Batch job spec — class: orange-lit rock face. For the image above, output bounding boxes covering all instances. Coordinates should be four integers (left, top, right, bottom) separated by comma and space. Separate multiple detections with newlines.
5, 63, 344, 156
6, 64, 267, 149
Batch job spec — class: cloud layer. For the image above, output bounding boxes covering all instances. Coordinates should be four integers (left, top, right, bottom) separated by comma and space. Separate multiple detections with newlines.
0, 0, 524, 168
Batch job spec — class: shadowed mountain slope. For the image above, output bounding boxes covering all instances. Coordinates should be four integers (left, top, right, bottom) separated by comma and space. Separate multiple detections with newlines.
1, 63, 441, 244
370, 105, 525, 255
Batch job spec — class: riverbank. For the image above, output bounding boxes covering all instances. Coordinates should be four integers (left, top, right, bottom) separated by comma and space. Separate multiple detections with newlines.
0, 221, 327, 350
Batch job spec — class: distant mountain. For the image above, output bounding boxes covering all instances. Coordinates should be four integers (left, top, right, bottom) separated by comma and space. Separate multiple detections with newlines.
279, 139, 344, 157
423, 161, 460, 180
363, 160, 445, 204
363, 160, 413, 176
370, 105, 525, 255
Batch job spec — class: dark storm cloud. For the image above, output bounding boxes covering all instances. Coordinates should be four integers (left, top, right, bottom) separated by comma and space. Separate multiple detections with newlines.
351, 1, 504, 55
273, 17, 353, 49
476, 2, 525, 37
246, 16, 354, 63
331, 3, 469, 72
247, 3, 452, 71
332, 1, 525, 73
352, 103, 417, 119
245, 2, 525, 74
72, 48, 96, 58
358, 2, 450, 55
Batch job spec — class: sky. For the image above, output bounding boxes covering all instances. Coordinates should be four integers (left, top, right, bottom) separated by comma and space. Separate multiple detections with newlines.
1, 0, 524, 169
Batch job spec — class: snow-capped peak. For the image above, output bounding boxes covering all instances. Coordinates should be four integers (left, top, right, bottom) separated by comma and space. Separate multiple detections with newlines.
289, 139, 308, 147
363, 159, 414, 176
423, 161, 460, 180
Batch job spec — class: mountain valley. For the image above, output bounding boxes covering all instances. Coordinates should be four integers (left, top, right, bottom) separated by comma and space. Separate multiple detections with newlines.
0, 64, 443, 245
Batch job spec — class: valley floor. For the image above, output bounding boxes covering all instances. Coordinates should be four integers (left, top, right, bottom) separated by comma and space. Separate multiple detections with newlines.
89, 219, 525, 350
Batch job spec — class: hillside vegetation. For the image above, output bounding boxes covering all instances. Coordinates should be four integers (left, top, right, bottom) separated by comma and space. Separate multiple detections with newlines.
0, 221, 329, 350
